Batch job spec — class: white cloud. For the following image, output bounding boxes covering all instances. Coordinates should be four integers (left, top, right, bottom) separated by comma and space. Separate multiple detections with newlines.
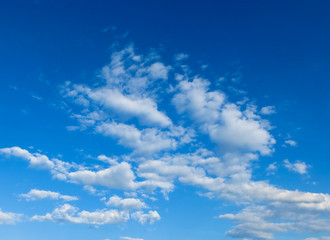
106, 195, 147, 210
266, 162, 278, 175
284, 139, 297, 147
260, 106, 276, 115
284, 159, 309, 174
31, 204, 129, 225
68, 162, 137, 190
88, 88, 172, 128
208, 104, 275, 155
172, 77, 275, 155
131, 210, 160, 224
148, 62, 169, 80
121, 237, 144, 240
95, 122, 177, 155
0, 146, 54, 169
63, 45, 172, 129
0, 209, 22, 224
172, 77, 225, 124
20, 189, 78, 201
174, 53, 189, 61
4, 45, 330, 239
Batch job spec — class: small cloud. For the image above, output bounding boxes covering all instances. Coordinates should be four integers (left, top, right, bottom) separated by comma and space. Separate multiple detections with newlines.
66, 126, 80, 131
283, 159, 310, 175
266, 162, 278, 175
284, 140, 297, 147
31, 94, 43, 101
102, 25, 116, 33
20, 189, 78, 201
201, 64, 208, 70
174, 53, 189, 61
121, 237, 144, 240
260, 106, 276, 115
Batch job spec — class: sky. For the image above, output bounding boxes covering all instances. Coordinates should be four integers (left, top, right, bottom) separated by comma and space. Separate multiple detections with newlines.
0, 1, 330, 240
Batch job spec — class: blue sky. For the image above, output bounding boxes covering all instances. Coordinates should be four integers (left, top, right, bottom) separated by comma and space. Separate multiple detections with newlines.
1, 1, 330, 240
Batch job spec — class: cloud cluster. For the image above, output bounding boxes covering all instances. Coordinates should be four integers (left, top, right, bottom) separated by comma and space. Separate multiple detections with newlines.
20, 189, 78, 201
31, 204, 129, 225
0, 209, 22, 224
31, 204, 160, 225
1, 45, 329, 239
284, 159, 310, 174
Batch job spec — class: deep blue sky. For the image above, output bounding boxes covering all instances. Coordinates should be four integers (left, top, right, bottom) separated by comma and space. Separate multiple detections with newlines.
0, 1, 330, 240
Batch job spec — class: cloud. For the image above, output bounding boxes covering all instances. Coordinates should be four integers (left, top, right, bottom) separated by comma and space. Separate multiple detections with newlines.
131, 210, 160, 224
305, 237, 330, 240
31, 204, 129, 225
284, 139, 297, 147
0, 209, 22, 224
63, 45, 172, 129
172, 77, 275, 155
20, 189, 78, 201
172, 77, 225, 124
88, 88, 172, 128
106, 195, 147, 210
68, 162, 137, 190
260, 106, 276, 115
174, 53, 189, 61
95, 122, 178, 155
121, 237, 144, 240
208, 104, 275, 155
266, 162, 278, 175
4, 45, 330, 239
283, 159, 310, 174
0, 147, 54, 169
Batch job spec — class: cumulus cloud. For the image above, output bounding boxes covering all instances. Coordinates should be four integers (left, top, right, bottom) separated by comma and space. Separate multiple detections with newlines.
284, 139, 297, 147
95, 122, 178, 155
3, 45, 330, 239
68, 162, 137, 190
208, 104, 275, 155
0, 209, 22, 224
0, 146, 54, 169
284, 159, 310, 174
31, 204, 129, 225
106, 195, 147, 210
131, 210, 160, 224
20, 189, 78, 201
260, 106, 276, 115
172, 77, 275, 155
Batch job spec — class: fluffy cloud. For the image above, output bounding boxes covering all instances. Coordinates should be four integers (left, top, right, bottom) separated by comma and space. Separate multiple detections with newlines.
95, 122, 178, 155
106, 195, 147, 210
260, 106, 276, 115
131, 210, 160, 224
0, 209, 22, 224
0, 147, 75, 181
68, 162, 137, 190
3, 45, 330, 239
284, 159, 310, 174
31, 204, 129, 225
172, 77, 275, 155
20, 189, 78, 201
63, 45, 171, 129
87, 88, 172, 128
0, 147, 54, 169
208, 104, 275, 155
284, 139, 297, 147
